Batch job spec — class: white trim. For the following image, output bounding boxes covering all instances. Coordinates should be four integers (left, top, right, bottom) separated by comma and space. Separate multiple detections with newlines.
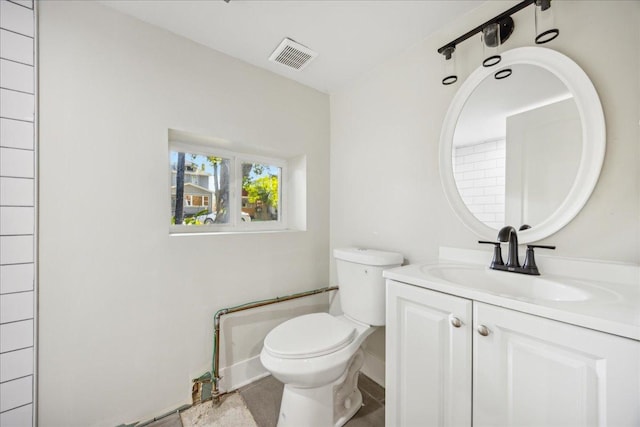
439, 47, 605, 243
361, 348, 385, 388
218, 344, 387, 393
218, 354, 270, 393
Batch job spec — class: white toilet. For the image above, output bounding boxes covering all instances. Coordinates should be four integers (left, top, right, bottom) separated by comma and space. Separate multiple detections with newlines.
260, 247, 403, 427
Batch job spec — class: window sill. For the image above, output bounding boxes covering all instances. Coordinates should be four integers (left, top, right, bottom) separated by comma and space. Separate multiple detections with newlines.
169, 228, 305, 237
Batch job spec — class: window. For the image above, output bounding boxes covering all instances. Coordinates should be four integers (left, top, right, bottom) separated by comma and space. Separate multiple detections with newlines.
179, 195, 209, 208
241, 162, 281, 222
169, 144, 286, 232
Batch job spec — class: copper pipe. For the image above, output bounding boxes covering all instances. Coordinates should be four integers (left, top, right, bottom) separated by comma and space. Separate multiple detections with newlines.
211, 286, 339, 402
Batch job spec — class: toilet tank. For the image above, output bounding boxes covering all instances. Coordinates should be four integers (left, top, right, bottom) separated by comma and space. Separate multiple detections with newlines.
334, 248, 403, 326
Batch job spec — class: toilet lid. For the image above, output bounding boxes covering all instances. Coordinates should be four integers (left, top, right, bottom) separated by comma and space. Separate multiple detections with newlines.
264, 313, 356, 359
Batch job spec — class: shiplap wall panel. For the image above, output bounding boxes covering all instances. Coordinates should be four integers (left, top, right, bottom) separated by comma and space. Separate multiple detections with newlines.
0, 118, 33, 149
0, 264, 32, 294
0, 30, 32, 66
0, 0, 36, 425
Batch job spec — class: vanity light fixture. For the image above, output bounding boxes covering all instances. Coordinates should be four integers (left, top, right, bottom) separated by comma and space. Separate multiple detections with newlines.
438, 0, 559, 85
494, 68, 513, 80
441, 46, 458, 85
535, 0, 560, 44
481, 20, 510, 67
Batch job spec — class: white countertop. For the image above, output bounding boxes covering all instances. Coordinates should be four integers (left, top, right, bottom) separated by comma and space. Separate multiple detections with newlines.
384, 261, 640, 341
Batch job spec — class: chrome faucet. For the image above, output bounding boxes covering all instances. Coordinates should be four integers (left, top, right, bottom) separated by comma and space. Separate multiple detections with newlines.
479, 225, 556, 275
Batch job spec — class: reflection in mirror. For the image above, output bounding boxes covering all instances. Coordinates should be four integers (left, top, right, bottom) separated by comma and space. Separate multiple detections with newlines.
452, 64, 582, 230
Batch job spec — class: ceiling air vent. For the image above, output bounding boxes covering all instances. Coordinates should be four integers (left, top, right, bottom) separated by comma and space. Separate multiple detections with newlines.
268, 38, 317, 71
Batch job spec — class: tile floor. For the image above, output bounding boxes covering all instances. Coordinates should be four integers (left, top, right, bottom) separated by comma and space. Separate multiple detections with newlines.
146, 373, 385, 427
181, 393, 257, 427
239, 374, 385, 427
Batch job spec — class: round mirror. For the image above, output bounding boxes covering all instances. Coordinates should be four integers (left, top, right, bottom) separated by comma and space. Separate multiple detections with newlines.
440, 47, 605, 243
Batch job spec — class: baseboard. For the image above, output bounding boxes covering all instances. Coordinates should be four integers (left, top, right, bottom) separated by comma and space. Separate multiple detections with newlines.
219, 354, 270, 393
360, 349, 385, 388
220, 349, 386, 392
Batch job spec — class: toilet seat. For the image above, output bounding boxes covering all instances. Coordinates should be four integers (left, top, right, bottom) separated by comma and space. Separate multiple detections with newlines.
263, 313, 356, 359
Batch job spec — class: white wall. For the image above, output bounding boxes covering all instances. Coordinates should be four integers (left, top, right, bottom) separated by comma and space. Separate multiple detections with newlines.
38, 2, 329, 426
330, 0, 639, 384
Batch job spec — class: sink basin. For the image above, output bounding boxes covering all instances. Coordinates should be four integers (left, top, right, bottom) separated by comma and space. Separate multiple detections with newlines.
420, 264, 615, 303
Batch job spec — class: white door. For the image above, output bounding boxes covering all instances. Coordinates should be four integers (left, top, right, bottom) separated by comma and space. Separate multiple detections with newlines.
474, 302, 640, 427
386, 280, 472, 427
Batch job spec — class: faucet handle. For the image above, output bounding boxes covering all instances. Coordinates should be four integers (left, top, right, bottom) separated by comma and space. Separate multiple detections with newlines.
522, 244, 556, 275
528, 244, 556, 250
478, 240, 504, 267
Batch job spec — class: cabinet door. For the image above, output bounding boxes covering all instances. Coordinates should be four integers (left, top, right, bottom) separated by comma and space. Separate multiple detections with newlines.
386, 280, 472, 427
474, 302, 640, 427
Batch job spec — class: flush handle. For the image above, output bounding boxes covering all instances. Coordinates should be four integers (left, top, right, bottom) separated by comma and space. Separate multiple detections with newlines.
450, 317, 462, 328
477, 325, 490, 336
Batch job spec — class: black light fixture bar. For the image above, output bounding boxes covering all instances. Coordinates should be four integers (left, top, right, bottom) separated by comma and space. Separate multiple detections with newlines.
437, 0, 535, 55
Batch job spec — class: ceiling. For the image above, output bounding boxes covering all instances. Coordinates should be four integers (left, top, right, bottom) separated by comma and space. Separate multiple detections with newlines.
100, 0, 483, 93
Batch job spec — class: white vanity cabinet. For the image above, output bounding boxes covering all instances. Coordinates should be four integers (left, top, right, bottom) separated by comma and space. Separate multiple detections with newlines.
386, 280, 472, 426
386, 279, 640, 427
473, 301, 640, 427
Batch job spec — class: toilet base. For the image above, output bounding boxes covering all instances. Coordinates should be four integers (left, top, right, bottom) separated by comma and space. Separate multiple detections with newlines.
276, 349, 365, 427
334, 389, 363, 427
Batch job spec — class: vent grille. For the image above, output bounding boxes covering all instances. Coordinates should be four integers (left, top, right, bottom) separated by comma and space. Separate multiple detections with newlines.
269, 38, 317, 71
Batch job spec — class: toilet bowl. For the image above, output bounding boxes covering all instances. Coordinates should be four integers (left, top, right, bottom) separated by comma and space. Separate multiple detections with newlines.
260, 313, 374, 427
260, 248, 403, 427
